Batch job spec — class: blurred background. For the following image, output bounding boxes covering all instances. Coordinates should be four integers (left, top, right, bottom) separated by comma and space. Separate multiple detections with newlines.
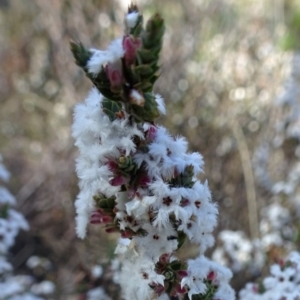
1, 0, 300, 298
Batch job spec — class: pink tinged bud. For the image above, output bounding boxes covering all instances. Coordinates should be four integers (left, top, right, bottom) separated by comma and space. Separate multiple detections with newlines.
90, 217, 101, 224
107, 160, 118, 171
122, 36, 141, 65
110, 175, 126, 186
177, 270, 188, 278
276, 258, 285, 268
146, 125, 157, 142
139, 174, 151, 187
101, 215, 113, 223
90, 211, 113, 224
207, 271, 216, 281
90, 211, 103, 224
105, 63, 124, 91
121, 230, 133, 239
105, 226, 118, 233
252, 284, 258, 293
152, 283, 165, 296
175, 284, 187, 294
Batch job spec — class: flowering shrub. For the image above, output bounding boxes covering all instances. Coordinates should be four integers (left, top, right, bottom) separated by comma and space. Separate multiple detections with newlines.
71, 4, 234, 300
239, 251, 300, 300
0, 156, 55, 299
212, 202, 294, 277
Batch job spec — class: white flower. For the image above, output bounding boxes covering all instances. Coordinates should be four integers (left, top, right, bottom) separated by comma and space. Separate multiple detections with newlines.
126, 196, 149, 220
87, 38, 124, 75
125, 11, 139, 29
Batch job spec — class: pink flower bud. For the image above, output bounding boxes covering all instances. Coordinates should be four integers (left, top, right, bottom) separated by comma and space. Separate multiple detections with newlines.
90, 218, 101, 224
146, 125, 157, 142
207, 271, 216, 281
101, 215, 113, 223
275, 257, 285, 268
152, 283, 165, 296
105, 226, 118, 233
175, 283, 187, 294
122, 36, 141, 65
90, 210, 104, 224
139, 174, 151, 187
252, 284, 258, 293
90, 210, 113, 224
105, 63, 124, 91
106, 160, 118, 171
121, 230, 133, 239
110, 175, 126, 186
177, 270, 188, 278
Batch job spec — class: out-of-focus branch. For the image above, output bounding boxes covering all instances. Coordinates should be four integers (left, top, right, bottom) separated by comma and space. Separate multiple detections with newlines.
231, 119, 260, 240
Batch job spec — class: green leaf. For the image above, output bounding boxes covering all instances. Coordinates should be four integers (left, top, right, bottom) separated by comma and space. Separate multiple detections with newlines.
177, 231, 187, 249
70, 41, 91, 70
133, 81, 153, 92
118, 156, 138, 174
131, 92, 160, 122
168, 165, 195, 188
137, 49, 156, 63
102, 98, 123, 121
170, 260, 182, 271
133, 64, 154, 76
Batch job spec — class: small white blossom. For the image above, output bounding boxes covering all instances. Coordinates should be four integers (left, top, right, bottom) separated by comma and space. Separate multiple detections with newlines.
88, 38, 124, 75
125, 11, 139, 29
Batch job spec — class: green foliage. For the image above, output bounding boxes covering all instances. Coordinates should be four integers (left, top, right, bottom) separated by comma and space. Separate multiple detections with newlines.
70, 41, 123, 101
168, 165, 195, 188
136, 13, 165, 91
101, 98, 123, 121
130, 92, 160, 122
118, 155, 137, 174
93, 194, 116, 213
70, 41, 92, 70
177, 231, 187, 249
70, 6, 165, 124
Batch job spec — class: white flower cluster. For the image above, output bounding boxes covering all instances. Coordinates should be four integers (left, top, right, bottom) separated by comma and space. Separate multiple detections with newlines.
212, 230, 260, 273
183, 256, 234, 300
0, 157, 29, 256
72, 10, 234, 300
213, 201, 294, 277
253, 52, 300, 208
0, 156, 55, 300
239, 251, 300, 300
73, 88, 234, 299
277, 53, 300, 141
